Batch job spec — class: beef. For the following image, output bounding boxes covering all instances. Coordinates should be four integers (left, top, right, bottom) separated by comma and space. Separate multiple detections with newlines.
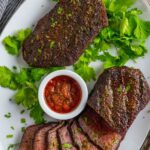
58, 124, 78, 150
88, 66, 150, 133
33, 123, 57, 150
19, 124, 43, 150
22, 0, 108, 67
47, 122, 65, 150
78, 106, 123, 150
69, 121, 99, 150
46, 131, 59, 150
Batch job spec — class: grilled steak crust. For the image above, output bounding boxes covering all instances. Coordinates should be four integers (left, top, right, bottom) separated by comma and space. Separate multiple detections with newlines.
19, 124, 43, 150
58, 123, 78, 150
88, 66, 150, 133
69, 120, 99, 150
33, 123, 57, 150
47, 122, 65, 150
78, 106, 123, 150
22, 0, 108, 67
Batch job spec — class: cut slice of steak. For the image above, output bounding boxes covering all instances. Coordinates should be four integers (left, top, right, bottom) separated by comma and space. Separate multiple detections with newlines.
58, 123, 78, 150
33, 123, 57, 150
22, 0, 108, 67
69, 120, 99, 150
47, 122, 65, 150
88, 66, 150, 133
19, 124, 43, 150
78, 106, 123, 150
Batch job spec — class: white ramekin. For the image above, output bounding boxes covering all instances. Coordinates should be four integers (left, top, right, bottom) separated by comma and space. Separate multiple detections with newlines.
38, 70, 88, 120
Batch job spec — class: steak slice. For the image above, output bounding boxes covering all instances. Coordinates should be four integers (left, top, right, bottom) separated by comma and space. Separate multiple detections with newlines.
22, 0, 108, 67
33, 123, 57, 150
88, 66, 150, 132
69, 121, 99, 150
19, 124, 43, 150
47, 122, 65, 150
78, 106, 123, 150
58, 123, 78, 150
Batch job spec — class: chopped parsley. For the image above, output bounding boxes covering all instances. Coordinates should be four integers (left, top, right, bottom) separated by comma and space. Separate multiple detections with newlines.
57, 7, 63, 14
21, 127, 26, 133
125, 84, 131, 92
62, 143, 72, 149
6, 134, 13, 139
10, 126, 15, 130
7, 143, 19, 150
50, 41, 55, 49
20, 110, 25, 114
20, 118, 26, 124
4, 112, 11, 118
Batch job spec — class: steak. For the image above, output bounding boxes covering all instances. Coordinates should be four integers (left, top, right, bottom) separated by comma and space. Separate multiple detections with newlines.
47, 122, 65, 150
19, 124, 43, 150
33, 123, 57, 150
58, 123, 78, 150
22, 0, 108, 67
88, 66, 150, 133
78, 106, 123, 150
69, 121, 99, 150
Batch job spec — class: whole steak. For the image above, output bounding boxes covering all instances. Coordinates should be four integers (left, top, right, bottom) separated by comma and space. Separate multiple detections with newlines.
22, 0, 108, 67
88, 66, 150, 133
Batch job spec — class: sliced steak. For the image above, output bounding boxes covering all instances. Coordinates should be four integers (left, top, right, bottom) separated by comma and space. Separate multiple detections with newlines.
19, 124, 43, 150
22, 0, 108, 67
78, 106, 123, 150
69, 121, 99, 150
58, 123, 78, 150
47, 122, 65, 150
88, 66, 150, 132
33, 123, 57, 150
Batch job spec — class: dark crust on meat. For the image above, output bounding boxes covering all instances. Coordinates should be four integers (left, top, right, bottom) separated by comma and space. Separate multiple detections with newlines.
19, 124, 43, 150
88, 66, 150, 133
22, 0, 108, 67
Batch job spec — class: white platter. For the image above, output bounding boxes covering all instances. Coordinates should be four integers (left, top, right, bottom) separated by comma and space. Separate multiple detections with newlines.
0, 0, 150, 149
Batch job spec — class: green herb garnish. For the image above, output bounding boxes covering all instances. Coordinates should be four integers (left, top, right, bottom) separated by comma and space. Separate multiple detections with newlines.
6, 134, 13, 139
2, 28, 31, 56
4, 112, 11, 118
20, 118, 26, 124
62, 143, 72, 149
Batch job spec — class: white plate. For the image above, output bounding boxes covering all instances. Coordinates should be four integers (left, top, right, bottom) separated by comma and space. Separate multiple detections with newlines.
0, 0, 150, 150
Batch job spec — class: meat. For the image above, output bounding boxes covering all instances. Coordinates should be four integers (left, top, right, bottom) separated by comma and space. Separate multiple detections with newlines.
58, 124, 78, 150
33, 123, 57, 150
69, 121, 99, 150
19, 67, 150, 150
88, 66, 150, 133
47, 122, 65, 150
22, 0, 108, 67
19, 124, 43, 150
78, 106, 123, 150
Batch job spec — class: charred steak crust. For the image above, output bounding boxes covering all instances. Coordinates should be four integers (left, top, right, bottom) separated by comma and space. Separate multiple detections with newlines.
19, 124, 43, 150
88, 66, 150, 133
22, 0, 108, 67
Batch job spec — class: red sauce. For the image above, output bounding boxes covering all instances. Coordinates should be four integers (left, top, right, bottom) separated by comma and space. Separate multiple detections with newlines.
44, 75, 82, 114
